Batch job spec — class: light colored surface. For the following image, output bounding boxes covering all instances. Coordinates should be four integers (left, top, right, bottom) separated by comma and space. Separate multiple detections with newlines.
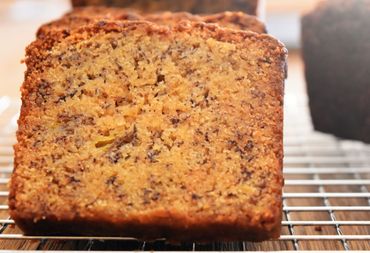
0, 0, 71, 99
266, 0, 321, 13
264, 0, 323, 48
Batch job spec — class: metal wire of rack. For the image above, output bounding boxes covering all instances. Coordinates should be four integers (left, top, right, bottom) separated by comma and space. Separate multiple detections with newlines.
0, 95, 369, 251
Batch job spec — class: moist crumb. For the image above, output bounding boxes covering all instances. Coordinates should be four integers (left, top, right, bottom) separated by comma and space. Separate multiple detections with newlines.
9, 20, 286, 242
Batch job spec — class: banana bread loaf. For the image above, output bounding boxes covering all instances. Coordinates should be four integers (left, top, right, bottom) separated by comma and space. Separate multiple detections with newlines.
302, 0, 370, 143
10, 20, 286, 241
37, 7, 266, 38
71, 0, 259, 15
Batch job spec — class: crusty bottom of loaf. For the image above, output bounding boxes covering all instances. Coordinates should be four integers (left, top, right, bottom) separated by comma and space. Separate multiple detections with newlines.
15, 209, 281, 242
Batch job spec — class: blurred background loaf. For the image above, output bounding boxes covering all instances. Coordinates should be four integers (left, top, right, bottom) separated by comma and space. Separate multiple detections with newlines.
301, 0, 370, 143
71, 0, 259, 14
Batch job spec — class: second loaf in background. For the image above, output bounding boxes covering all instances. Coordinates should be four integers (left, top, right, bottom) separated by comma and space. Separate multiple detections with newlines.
70, 0, 259, 15
302, 0, 370, 143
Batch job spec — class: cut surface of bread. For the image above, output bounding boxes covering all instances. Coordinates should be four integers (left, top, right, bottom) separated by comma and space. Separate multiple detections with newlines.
37, 7, 266, 39
10, 21, 286, 241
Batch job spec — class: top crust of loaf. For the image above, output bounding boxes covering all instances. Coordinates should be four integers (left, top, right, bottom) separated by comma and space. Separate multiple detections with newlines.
37, 7, 267, 39
202, 11, 266, 32
36, 7, 142, 38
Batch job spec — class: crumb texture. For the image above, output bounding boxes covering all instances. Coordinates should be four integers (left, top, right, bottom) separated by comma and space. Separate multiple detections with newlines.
10, 21, 286, 241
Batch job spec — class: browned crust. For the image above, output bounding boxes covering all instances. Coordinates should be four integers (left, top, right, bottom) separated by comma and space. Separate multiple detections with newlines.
203, 11, 266, 33
146, 11, 266, 33
10, 20, 286, 242
14, 207, 281, 241
36, 7, 142, 38
144, 11, 203, 23
37, 7, 266, 39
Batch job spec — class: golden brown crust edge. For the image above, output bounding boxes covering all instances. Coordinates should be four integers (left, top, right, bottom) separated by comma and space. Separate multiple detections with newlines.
37, 7, 267, 39
12, 207, 282, 241
202, 11, 266, 33
36, 7, 143, 38
10, 20, 286, 242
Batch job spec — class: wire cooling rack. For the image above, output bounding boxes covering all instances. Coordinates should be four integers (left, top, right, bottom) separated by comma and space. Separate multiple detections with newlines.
0, 95, 369, 251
